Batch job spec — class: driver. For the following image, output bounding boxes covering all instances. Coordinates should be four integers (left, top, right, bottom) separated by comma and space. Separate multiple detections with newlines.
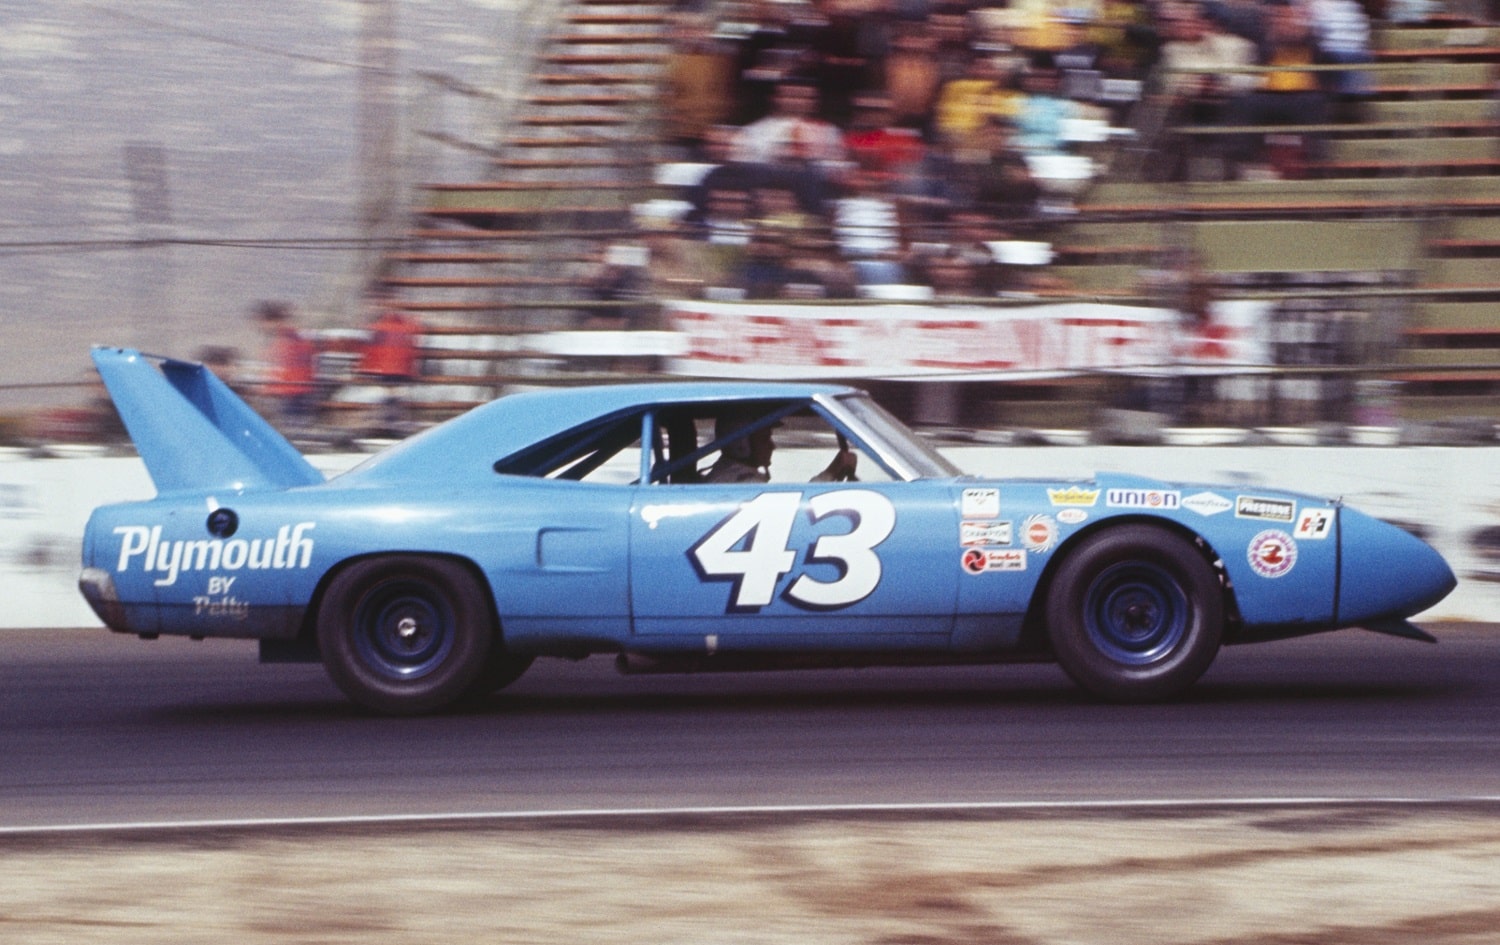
703, 408, 857, 483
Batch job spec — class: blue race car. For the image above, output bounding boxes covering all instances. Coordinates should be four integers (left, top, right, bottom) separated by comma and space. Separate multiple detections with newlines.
80, 347, 1456, 714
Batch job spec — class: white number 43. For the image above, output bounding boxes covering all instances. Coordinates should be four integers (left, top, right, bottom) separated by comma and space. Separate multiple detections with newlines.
689, 491, 897, 611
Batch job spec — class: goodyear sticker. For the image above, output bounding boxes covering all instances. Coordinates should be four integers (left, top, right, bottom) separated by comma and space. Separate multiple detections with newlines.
1181, 491, 1233, 517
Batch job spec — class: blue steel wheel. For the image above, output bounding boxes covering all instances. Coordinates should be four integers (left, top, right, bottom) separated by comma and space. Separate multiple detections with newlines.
1082, 562, 1191, 666
1046, 525, 1223, 703
350, 580, 457, 681
317, 556, 494, 715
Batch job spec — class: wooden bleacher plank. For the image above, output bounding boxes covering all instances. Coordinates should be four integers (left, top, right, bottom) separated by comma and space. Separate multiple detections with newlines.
1421, 256, 1500, 288
1316, 136, 1500, 174
1429, 216, 1500, 249
1191, 219, 1422, 272
1373, 60, 1495, 94
1360, 98, 1499, 128
1080, 176, 1500, 215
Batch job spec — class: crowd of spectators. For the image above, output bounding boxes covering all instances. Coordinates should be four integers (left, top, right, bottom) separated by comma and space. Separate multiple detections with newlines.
596, 0, 1395, 310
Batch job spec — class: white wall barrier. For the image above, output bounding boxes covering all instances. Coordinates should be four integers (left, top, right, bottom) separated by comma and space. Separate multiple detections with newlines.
2, 447, 1494, 630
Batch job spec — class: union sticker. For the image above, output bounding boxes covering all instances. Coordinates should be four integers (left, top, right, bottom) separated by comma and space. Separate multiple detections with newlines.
1106, 488, 1180, 510
1248, 529, 1297, 578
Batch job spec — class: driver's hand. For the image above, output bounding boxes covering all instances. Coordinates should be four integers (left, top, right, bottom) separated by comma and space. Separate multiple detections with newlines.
826, 446, 857, 481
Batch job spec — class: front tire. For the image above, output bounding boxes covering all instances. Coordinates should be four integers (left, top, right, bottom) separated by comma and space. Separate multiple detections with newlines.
1046, 525, 1223, 702
317, 556, 495, 715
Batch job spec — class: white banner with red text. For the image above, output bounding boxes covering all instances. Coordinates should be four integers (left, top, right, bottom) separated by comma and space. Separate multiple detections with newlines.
666, 300, 1270, 380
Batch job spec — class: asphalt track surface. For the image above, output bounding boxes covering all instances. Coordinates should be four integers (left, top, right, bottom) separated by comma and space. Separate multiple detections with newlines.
2, 624, 1498, 831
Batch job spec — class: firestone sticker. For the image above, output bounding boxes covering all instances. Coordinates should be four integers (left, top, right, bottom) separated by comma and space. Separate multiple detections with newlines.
1237, 496, 1296, 522
1047, 486, 1099, 507
1106, 489, 1180, 510
961, 520, 1013, 546
961, 488, 1000, 519
962, 548, 1026, 574
1021, 514, 1059, 553
1248, 529, 1298, 578
1182, 491, 1233, 517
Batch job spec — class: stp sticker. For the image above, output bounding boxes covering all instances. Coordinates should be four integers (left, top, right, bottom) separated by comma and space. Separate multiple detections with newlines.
962, 548, 1026, 574
1021, 514, 1058, 553
1294, 508, 1335, 540
1248, 530, 1297, 578
961, 488, 1000, 518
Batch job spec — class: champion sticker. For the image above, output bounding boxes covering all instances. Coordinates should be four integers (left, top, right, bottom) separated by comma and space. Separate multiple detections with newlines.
960, 520, 1013, 546
961, 488, 1000, 518
962, 548, 1026, 574
1182, 491, 1233, 517
1248, 529, 1297, 578
1021, 514, 1059, 553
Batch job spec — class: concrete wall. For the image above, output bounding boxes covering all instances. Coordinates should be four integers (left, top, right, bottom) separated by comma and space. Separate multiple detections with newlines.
3, 448, 1493, 630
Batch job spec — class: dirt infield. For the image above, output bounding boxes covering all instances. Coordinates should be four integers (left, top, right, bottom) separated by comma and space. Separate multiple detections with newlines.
2, 806, 1498, 944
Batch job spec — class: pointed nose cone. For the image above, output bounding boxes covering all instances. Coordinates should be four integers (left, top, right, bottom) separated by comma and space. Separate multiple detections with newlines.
1338, 507, 1456, 626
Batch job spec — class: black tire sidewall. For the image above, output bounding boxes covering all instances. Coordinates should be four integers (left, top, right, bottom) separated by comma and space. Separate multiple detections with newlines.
1046, 525, 1223, 702
317, 555, 494, 715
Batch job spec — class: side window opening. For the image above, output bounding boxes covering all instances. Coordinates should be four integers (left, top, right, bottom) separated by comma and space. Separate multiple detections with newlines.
649, 401, 893, 485
493, 410, 645, 483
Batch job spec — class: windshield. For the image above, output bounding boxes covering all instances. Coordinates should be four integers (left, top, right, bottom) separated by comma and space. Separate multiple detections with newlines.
830, 393, 962, 480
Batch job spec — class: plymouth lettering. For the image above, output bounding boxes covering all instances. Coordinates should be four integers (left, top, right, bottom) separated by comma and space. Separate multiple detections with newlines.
113, 523, 316, 587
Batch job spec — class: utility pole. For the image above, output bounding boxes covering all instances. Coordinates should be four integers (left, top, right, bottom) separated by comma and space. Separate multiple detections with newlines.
357, 0, 400, 290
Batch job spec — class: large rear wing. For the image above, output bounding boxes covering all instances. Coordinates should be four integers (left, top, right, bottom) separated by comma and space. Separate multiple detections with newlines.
91, 347, 324, 494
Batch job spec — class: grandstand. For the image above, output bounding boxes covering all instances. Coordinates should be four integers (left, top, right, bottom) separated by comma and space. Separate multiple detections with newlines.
364, 0, 1500, 439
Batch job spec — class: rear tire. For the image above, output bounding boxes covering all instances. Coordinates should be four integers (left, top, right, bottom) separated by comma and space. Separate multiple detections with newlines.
317, 556, 494, 715
1046, 525, 1223, 702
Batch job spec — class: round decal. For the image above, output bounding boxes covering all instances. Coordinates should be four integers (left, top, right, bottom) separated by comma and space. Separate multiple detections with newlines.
1248, 529, 1297, 578
962, 548, 988, 574
1056, 508, 1088, 525
1021, 514, 1058, 553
